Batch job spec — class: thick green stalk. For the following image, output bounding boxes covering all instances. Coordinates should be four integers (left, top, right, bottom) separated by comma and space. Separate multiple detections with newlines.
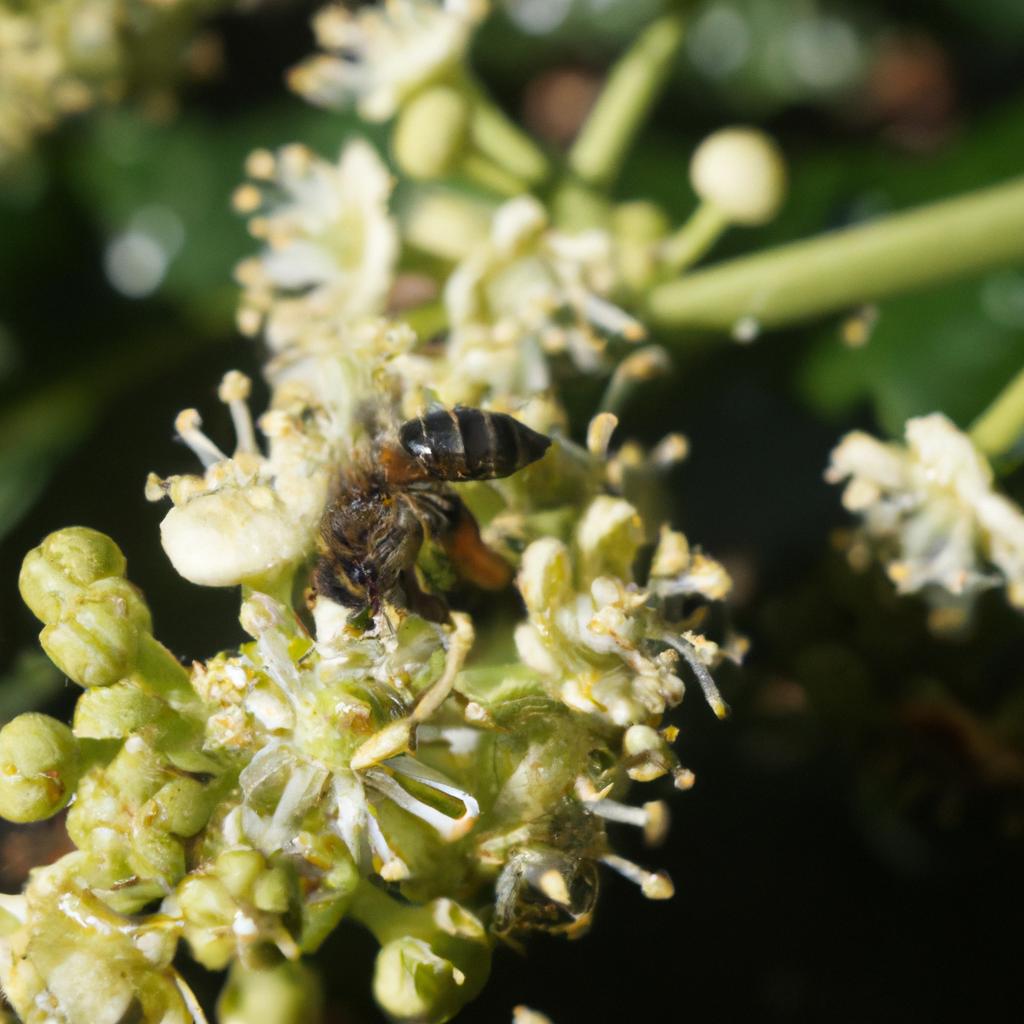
465, 79, 550, 187
646, 176, 1024, 333
568, 8, 687, 191
969, 365, 1024, 458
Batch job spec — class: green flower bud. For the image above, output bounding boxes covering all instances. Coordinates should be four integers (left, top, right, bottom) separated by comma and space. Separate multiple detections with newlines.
252, 864, 293, 914
148, 777, 211, 837
373, 937, 470, 1024
73, 682, 166, 739
130, 823, 185, 886
218, 960, 323, 1024
392, 85, 471, 180
689, 126, 787, 227
613, 200, 670, 243
40, 578, 151, 687
217, 848, 267, 901
19, 527, 126, 625
0, 713, 78, 823
178, 875, 236, 928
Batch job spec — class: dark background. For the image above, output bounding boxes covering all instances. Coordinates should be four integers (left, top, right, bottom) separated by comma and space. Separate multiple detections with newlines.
3, 0, 1024, 1019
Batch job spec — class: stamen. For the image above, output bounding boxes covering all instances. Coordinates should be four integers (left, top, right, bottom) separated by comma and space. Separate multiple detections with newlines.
601, 854, 674, 900
650, 432, 690, 466
365, 764, 478, 842
174, 409, 228, 469
585, 798, 670, 846
583, 293, 646, 341
659, 631, 730, 719
587, 412, 619, 457
411, 612, 474, 723
218, 371, 258, 454
171, 966, 212, 1024
365, 809, 409, 881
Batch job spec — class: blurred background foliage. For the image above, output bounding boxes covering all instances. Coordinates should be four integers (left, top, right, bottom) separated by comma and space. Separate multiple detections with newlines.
2, 0, 1024, 1020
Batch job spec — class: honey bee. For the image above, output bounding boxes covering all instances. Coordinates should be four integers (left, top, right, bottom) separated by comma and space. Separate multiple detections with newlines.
313, 406, 552, 621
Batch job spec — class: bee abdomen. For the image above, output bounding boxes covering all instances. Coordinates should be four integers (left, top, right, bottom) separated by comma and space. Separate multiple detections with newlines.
400, 407, 551, 481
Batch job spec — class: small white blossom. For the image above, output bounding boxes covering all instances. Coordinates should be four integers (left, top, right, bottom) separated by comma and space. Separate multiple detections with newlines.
228, 595, 478, 876
289, 0, 488, 121
146, 372, 334, 588
233, 140, 398, 353
515, 498, 728, 726
826, 412, 1024, 617
439, 196, 644, 406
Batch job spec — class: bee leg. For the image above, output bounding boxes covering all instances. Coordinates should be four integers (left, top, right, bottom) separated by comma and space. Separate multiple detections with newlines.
400, 567, 449, 624
443, 498, 513, 591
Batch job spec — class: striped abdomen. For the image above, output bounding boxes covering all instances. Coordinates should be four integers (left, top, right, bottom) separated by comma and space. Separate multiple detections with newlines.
399, 407, 551, 482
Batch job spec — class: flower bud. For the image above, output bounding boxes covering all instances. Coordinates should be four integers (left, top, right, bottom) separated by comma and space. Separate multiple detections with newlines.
72, 681, 165, 738
148, 777, 211, 837
130, 824, 186, 885
689, 127, 786, 226
217, 849, 267, 901
19, 527, 127, 625
0, 713, 78, 822
392, 85, 471, 180
252, 864, 294, 914
40, 578, 151, 687
218, 961, 323, 1024
373, 937, 470, 1024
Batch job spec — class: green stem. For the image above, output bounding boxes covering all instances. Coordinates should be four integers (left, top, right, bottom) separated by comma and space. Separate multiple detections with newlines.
969, 365, 1024, 458
567, 8, 687, 191
461, 152, 527, 198
659, 201, 729, 275
646, 175, 1024, 333
465, 78, 550, 187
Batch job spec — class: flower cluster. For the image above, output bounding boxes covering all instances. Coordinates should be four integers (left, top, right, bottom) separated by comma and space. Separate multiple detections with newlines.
0, 4, 761, 1023
0, 0, 223, 164
827, 413, 1024, 628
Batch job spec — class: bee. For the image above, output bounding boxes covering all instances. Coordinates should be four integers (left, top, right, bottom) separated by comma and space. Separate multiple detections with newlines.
313, 406, 552, 621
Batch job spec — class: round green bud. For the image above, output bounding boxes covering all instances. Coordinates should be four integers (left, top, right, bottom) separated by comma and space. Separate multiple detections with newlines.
149, 777, 210, 837
178, 875, 236, 928
40, 578, 151, 687
612, 200, 670, 243
0, 713, 78, 822
217, 849, 267, 901
130, 824, 185, 885
689, 127, 787, 226
392, 85, 471, 180
373, 937, 469, 1024
252, 864, 294, 914
19, 527, 126, 625
218, 961, 323, 1024
72, 682, 165, 739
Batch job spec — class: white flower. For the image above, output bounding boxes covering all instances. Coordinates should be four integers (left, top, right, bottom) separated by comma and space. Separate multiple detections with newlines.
288, 0, 487, 122
440, 197, 644, 405
228, 594, 479, 880
146, 372, 334, 588
233, 140, 398, 352
826, 412, 1024, 616
514, 497, 728, 726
